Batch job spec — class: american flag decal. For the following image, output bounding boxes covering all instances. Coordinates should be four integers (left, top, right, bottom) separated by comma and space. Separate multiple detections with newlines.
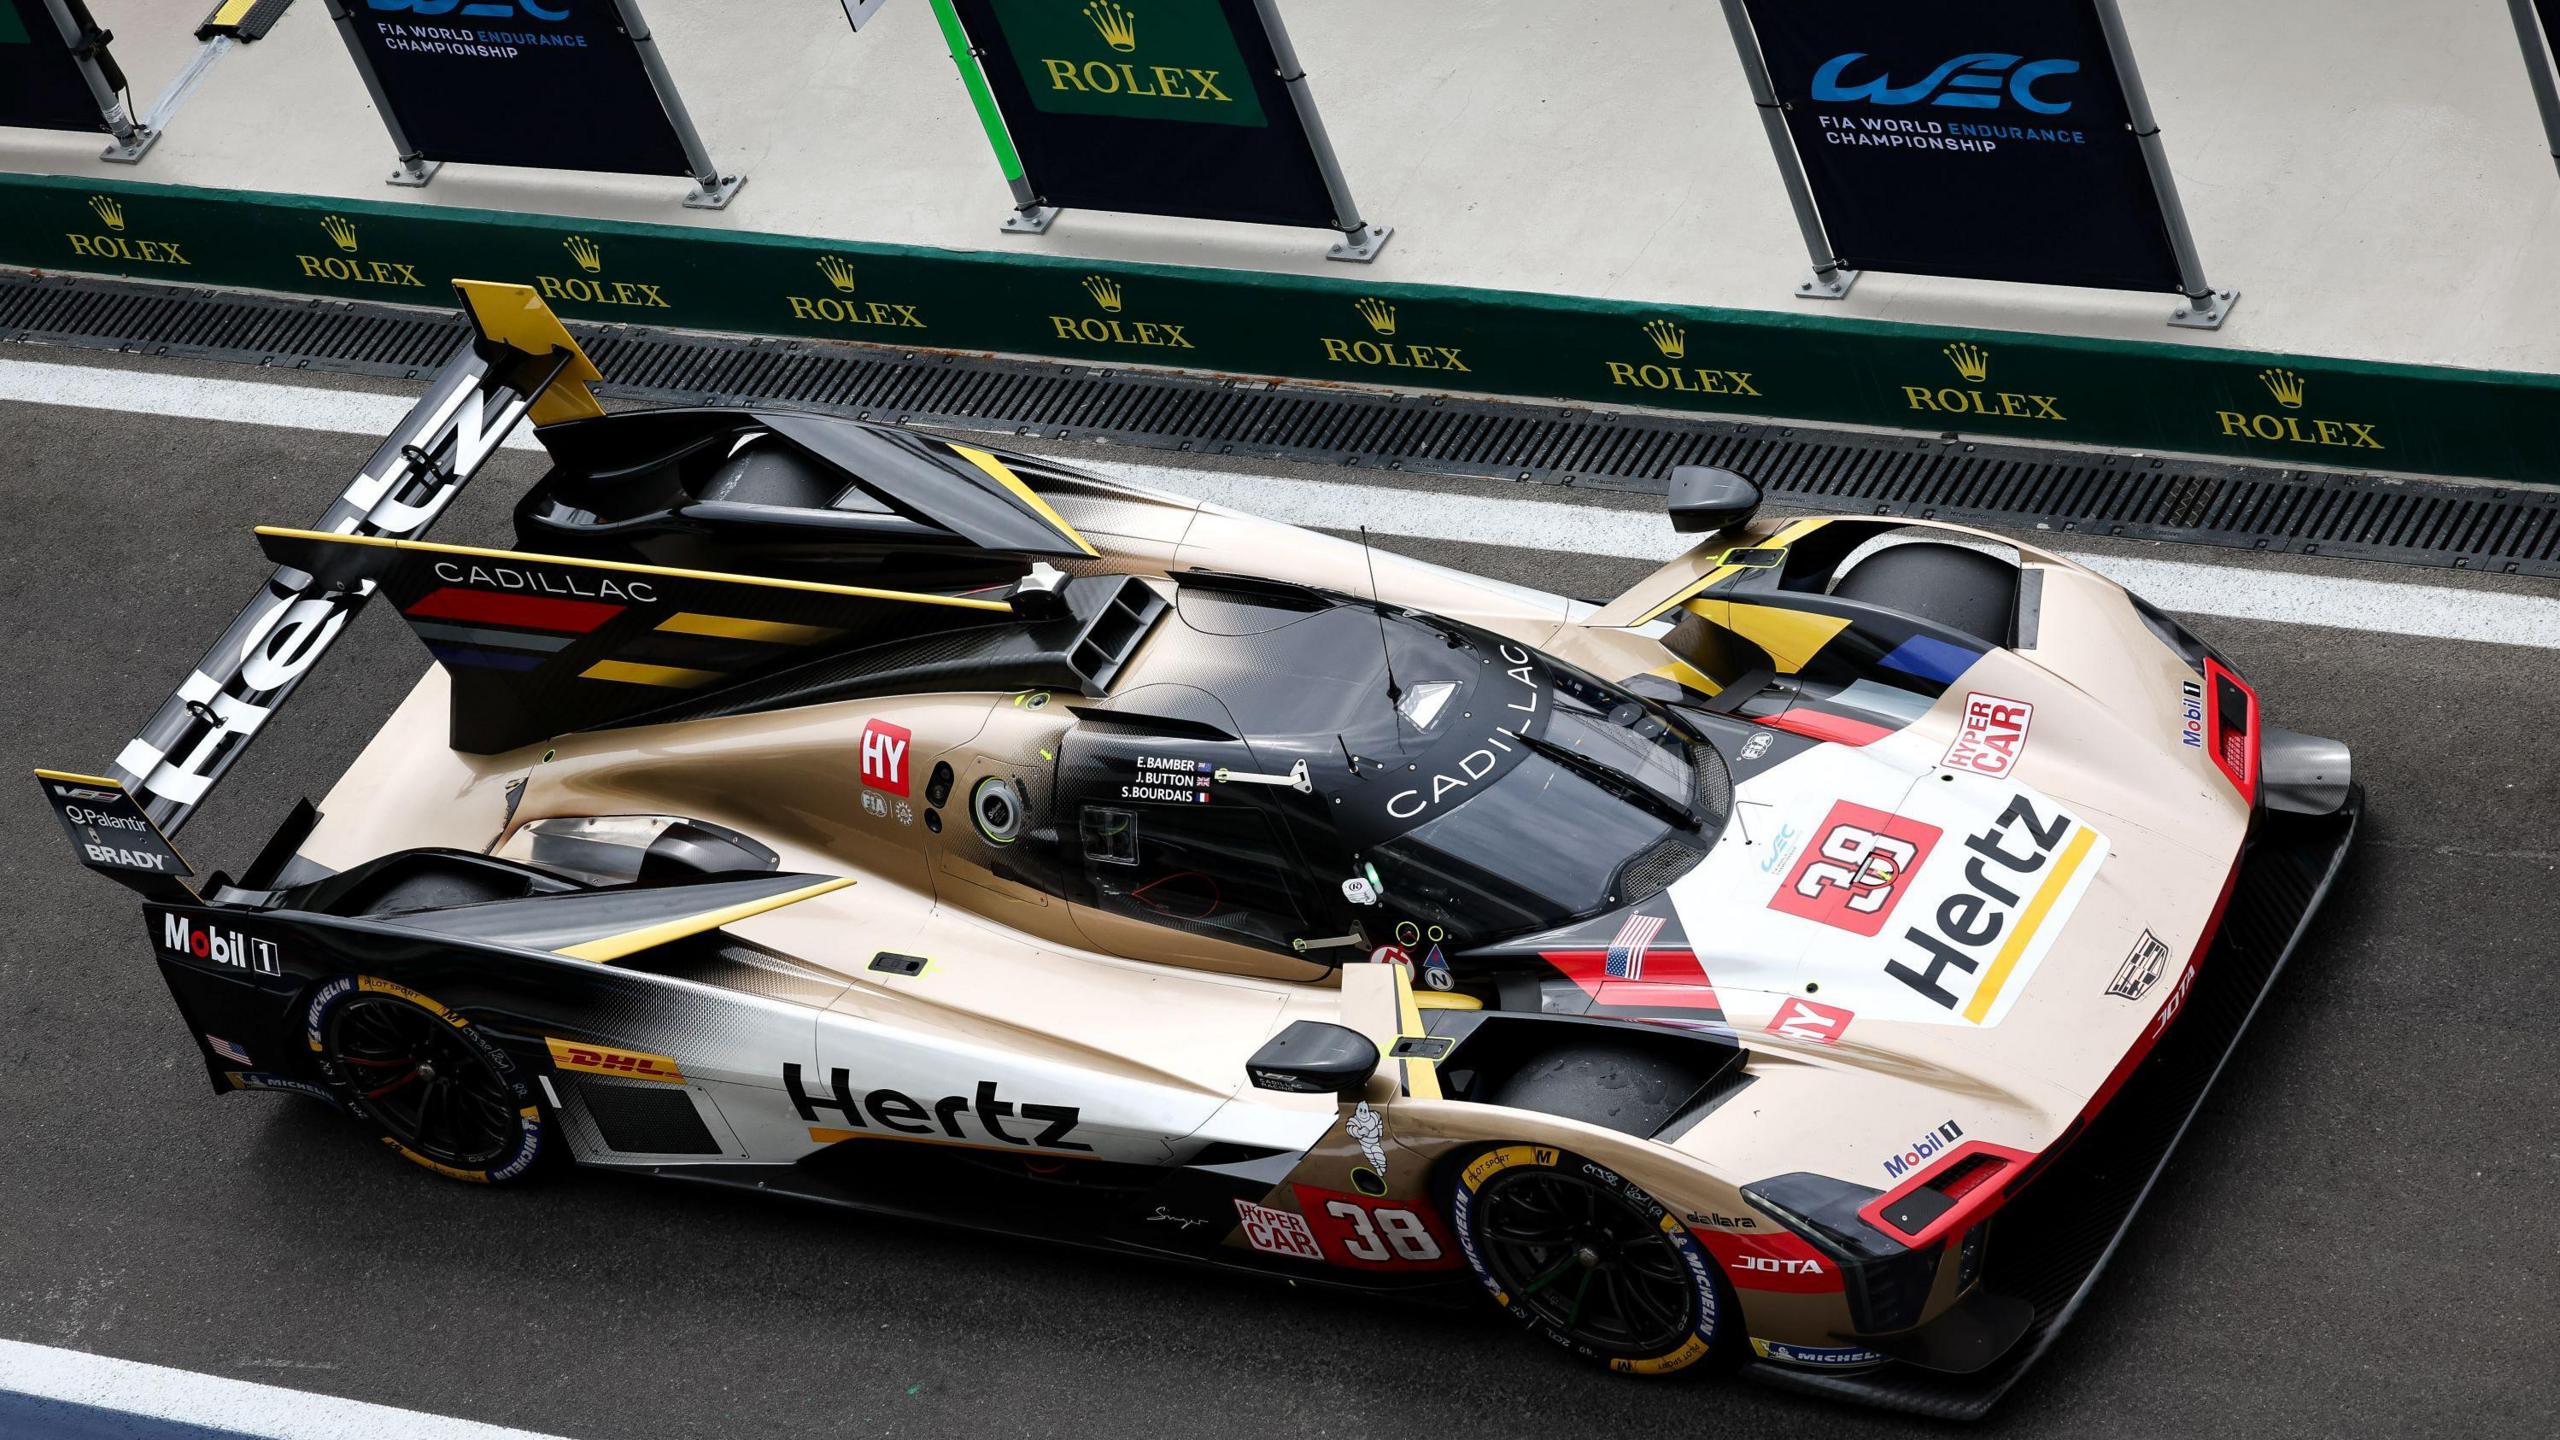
1604, 913, 1666, 979
206, 1034, 251, 1065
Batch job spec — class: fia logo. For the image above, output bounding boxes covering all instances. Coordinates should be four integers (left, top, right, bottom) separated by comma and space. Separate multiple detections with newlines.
1812, 52, 2081, 115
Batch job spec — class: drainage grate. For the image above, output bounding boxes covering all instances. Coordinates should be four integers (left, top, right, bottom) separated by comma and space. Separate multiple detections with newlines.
7, 269, 2556, 577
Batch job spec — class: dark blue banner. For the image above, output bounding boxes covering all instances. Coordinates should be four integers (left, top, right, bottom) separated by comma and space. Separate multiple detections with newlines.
1742, 0, 2182, 293
1, 0, 113, 133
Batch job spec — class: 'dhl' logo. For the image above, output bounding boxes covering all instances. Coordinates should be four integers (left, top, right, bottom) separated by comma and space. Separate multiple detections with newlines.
2213, 368, 2381, 451
1048, 275, 1194, 350
1321, 298, 1469, 374
785, 254, 928, 331
294, 215, 425, 290
65, 194, 191, 269
537, 235, 671, 311
1605, 317, 1762, 399
1902, 342, 2066, 423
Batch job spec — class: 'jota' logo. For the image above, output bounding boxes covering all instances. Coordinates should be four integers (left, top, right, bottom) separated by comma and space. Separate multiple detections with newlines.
294, 215, 425, 290
2213, 368, 2381, 451
1605, 318, 1762, 399
537, 235, 671, 310
1321, 297, 1470, 374
1048, 275, 1193, 350
1902, 342, 2065, 423
66, 194, 191, 268
785, 255, 927, 331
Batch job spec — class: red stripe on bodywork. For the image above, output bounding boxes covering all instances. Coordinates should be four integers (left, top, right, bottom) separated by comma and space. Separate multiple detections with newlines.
404, 586, 622, 634
1762, 709, 1894, 746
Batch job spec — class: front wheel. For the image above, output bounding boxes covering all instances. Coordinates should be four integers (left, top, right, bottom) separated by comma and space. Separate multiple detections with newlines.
1449, 1145, 1732, 1376
307, 976, 547, 1185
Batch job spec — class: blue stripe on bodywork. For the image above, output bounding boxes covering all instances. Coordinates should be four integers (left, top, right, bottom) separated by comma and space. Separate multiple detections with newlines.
1877, 634, 1981, 685
425, 642, 545, 672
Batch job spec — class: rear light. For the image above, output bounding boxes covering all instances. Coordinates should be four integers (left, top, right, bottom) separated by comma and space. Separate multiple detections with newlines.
2202, 658, 2260, 802
1859, 1142, 2035, 1249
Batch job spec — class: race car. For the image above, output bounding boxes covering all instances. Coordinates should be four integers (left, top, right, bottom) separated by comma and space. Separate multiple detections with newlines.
36, 283, 2359, 1417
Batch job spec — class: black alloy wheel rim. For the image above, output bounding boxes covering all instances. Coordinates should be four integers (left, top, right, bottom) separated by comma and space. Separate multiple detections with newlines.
327, 996, 519, 1166
1476, 1169, 1695, 1355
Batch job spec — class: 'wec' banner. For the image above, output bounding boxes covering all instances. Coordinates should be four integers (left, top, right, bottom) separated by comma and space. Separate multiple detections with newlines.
943, 0, 1343, 231
1, 0, 117, 133
1739, 0, 2182, 293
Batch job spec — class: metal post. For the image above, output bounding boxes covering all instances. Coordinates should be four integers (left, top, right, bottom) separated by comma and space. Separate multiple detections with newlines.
322, 0, 440, 187
1713, 0, 1855, 300
40, 0, 155, 162
2510, 0, 2560, 180
612, 0, 746, 209
924, 0, 1056, 232
2091, 0, 2237, 329
1250, 0, 1390, 262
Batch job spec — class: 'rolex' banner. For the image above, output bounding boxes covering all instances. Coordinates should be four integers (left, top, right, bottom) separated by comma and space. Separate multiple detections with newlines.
947, 0, 1341, 229
1, 0, 117, 133
1739, 0, 2183, 293
337, 0, 689, 176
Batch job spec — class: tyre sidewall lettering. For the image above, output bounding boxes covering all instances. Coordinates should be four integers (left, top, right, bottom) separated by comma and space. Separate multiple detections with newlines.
308, 975, 543, 1185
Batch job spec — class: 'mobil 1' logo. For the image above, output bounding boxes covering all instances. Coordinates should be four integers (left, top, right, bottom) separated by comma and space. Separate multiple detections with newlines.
535, 235, 670, 310
1048, 275, 1194, 350
293, 215, 425, 290
1004, 0, 1266, 127
1319, 298, 1470, 374
65, 195, 191, 268
2214, 369, 2382, 452
784, 255, 927, 331
1903, 343, 2065, 422
1605, 319, 1761, 398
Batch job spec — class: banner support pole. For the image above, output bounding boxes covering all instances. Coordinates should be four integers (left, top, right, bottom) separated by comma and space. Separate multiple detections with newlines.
321, 0, 440, 187
2508, 0, 2560, 179
611, 0, 746, 209
1713, 0, 1856, 300
2090, 0, 2237, 329
1249, 0, 1390, 262
39, 0, 155, 163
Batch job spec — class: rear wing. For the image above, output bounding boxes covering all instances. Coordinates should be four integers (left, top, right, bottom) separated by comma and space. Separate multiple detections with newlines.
36, 282, 598, 893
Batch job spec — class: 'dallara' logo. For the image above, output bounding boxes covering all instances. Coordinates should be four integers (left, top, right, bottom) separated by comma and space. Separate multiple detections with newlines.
1901, 340, 2064, 423
1321, 297, 1469, 374
2215, 367, 2381, 451
1048, 274, 1190, 350
65, 193, 190, 268
1605, 318, 1761, 399
785, 254, 926, 331
538, 235, 671, 311
294, 214, 424, 290
1003, 0, 1265, 127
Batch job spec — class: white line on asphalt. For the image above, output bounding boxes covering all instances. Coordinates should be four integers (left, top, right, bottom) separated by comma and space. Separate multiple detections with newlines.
0, 1338, 572, 1440
5, 357, 2555, 649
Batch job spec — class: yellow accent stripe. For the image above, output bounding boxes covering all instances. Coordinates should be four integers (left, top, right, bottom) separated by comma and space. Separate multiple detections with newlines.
1390, 963, 1442, 1100
805, 1125, 1097, 1158
207, 0, 262, 28
1630, 517, 1826, 625
1721, 602, 1854, 674
34, 768, 122, 786
557, 876, 856, 964
254, 528, 1015, 612
655, 612, 845, 645
1961, 828, 2099, 1023
452, 280, 604, 426
1411, 991, 1483, 1010
1648, 657, 1724, 698
580, 660, 723, 689
948, 443, 1100, 557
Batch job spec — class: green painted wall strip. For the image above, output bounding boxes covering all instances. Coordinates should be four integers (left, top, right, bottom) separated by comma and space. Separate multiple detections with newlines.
10, 172, 2559, 487
928, 0, 1026, 183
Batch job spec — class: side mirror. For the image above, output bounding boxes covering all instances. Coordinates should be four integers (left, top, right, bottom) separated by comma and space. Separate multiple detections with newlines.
1247, 1020, 1380, 1098
1667, 466, 1762, 535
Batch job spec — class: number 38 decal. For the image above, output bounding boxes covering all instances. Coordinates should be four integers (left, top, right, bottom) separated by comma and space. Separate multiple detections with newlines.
1292, 1185, 1461, 1271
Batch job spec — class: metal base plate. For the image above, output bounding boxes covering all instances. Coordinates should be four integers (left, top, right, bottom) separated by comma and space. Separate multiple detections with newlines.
1327, 224, 1393, 264
2168, 288, 2240, 330
386, 159, 441, 189
1796, 267, 1861, 300
99, 127, 160, 165
683, 174, 748, 211
1002, 205, 1061, 235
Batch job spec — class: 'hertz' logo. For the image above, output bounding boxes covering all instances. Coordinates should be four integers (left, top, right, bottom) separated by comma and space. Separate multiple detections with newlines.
2259, 367, 2306, 409
1943, 342, 1990, 383
545, 1037, 686, 1085
816, 254, 858, 293
1083, 274, 1123, 312
1902, 341, 2064, 423
322, 215, 359, 253
90, 195, 125, 231
1084, 0, 1137, 51
563, 235, 603, 273
2214, 368, 2380, 451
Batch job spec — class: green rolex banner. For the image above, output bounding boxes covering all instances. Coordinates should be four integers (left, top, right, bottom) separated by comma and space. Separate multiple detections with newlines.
1, 0, 120, 134
934, 0, 1380, 249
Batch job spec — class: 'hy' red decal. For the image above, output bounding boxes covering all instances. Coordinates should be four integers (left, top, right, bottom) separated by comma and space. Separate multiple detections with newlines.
405, 586, 623, 635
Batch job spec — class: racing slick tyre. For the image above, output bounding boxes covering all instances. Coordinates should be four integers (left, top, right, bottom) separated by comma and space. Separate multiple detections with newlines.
1448, 1145, 1734, 1377
1831, 541, 2018, 647
306, 976, 548, 1185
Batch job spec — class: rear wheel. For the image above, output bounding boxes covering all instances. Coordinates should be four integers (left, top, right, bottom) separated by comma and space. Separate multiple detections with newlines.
1450, 1145, 1730, 1376
308, 976, 546, 1185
